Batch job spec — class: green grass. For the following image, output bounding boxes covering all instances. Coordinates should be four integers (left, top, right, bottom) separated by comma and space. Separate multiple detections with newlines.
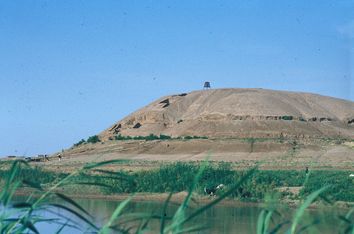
73, 135, 101, 147
0, 160, 353, 233
281, 116, 294, 121
1, 162, 352, 202
86, 135, 100, 144
73, 139, 86, 147
114, 134, 208, 141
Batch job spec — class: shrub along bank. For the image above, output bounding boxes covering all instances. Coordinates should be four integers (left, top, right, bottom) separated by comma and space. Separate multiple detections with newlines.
0, 162, 352, 202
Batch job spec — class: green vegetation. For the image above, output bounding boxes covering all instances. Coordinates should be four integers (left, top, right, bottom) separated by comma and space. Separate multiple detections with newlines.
0, 165, 67, 185
75, 135, 352, 148
0, 162, 352, 202
115, 134, 162, 141
73, 135, 101, 147
86, 135, 100, 144
159, 134, 172, 140
114, 134, 207, 141
182, 135, 208, 140
300, 171, 354, 202
281, 116, 294, 121
73, 139, 86, 147
0, 160, 353, 233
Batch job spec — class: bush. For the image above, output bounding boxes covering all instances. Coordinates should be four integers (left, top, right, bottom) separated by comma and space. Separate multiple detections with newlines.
300, 171, 354, 202
299, 117, 306, 122
184, 136, 193, 140
73, 139, 86, 147
115, 135, 132, 140
114, 134, 207, 141
132, 136, 144, 140
183, 136, 208, 140
159, 134, 172, 140
87, 135, 100, 144
281, 116, 293, 121
0, 166, 67, 185
145, 134, 159, 141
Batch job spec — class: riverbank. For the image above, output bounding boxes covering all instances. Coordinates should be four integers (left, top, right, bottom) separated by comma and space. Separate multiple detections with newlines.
2, 160, 353, 206
14, 189, 258, 206
3, 159, 352, 234
13, 188, 353, 210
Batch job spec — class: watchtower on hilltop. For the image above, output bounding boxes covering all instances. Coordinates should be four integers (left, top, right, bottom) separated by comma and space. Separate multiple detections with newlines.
203, 81, 211, 89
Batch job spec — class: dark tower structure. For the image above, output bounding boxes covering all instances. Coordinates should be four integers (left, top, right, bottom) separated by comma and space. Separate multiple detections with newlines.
203, 81, 211, 89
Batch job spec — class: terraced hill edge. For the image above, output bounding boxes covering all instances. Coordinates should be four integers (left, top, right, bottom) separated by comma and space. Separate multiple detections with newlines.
99, 88, 354, 140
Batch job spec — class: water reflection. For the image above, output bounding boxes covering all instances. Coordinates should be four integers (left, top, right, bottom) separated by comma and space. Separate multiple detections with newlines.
13, 197, 345, 233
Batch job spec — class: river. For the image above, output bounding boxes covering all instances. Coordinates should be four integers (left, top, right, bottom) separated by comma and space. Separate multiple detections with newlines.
15, 198, 344, 233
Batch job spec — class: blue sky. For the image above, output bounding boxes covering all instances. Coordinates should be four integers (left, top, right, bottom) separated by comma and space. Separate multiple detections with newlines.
0, 0, 353, 156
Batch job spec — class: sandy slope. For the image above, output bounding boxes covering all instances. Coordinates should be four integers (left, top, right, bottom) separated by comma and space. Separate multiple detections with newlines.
50, 138, 354, 171
53, 89, 354, 170
100, 88, 354, 140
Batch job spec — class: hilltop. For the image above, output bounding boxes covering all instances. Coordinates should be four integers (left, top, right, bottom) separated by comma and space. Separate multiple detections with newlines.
100, 88, 354, 140
44, 88, 354, 171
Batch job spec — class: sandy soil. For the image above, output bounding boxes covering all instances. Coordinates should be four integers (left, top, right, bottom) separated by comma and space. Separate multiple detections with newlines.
100, 88, 354, 140
35, 88, 354, 172
34, 138, 354, 173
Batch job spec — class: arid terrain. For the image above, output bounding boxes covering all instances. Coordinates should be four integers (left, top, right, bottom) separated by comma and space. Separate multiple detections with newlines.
40, 88, 354, 171
101, 88, 354, 139
39, 138, 353, 173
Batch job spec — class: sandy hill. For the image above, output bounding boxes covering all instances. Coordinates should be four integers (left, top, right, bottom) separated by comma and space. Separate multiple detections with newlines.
51, 88, 354, 170
100, 88, 354, 140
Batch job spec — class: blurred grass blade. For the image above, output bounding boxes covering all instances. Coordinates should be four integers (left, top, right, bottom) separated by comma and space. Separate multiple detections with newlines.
339, 215, 352, 224
290, 186, 328, 234
256, 209, 274, 234
339, 207, 354, 234
93, 169, 132, 179
169, 159, 209, 233
47, 203, 98, 230
263, 210, 273, 233
1, 181, 21, 206
257, 210, 266, 234
136, 218, 151, 234
55, 193, 92, 218
297, 219, 320, 234
11, 202, 33, 209
37, 207, 84, 230
83, 159, 131, 170
0, 161, 21, 206
118, 213, 163, 225
20, 219, 40, 234
100, 196, 133, 234
175, 224, 209, 234
55, 221, 69, 234
22, 179, 43, 191
181, 167, 257, 226
62, 181, 112, 188
269, 221, 290, 234
160, 192, 173, 234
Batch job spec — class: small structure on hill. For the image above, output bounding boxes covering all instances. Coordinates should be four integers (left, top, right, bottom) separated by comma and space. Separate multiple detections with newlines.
203, 81, 211, 89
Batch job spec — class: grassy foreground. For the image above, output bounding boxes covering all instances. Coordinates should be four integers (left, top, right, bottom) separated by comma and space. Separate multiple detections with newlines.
0, 160, 353, 233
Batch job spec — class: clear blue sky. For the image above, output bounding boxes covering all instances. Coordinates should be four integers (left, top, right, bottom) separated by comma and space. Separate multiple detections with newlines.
0, 0, 353, 156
